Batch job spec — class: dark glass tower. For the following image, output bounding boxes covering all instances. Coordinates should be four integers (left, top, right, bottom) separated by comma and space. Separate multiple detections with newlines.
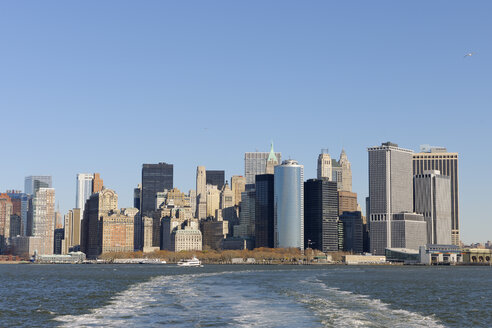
304, 178, 338, 252
141, 163, 173, 214
255, 174, 274, 248
206, 170, 225, 189
339, 211, 363, 253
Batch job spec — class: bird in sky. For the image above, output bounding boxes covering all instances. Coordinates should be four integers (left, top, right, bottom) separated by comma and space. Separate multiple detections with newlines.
464, 52, 475, 58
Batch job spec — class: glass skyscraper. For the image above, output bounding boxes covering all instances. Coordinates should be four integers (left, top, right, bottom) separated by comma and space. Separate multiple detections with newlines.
141, 163, 173, 214
274, 160, 304, 250
76, 173, 94, 211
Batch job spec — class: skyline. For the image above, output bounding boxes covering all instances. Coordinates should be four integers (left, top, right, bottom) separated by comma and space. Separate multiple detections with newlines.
1, 2, 491, 243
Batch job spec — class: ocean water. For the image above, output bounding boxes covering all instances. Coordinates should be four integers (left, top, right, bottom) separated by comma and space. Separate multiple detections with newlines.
0, 264, 490, 327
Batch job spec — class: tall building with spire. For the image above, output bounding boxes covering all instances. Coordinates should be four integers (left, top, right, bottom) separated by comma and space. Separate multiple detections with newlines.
244, 143, 281, 185
265, 142, 279, 175
332, 149, 352, 192
317, 149, 332, 180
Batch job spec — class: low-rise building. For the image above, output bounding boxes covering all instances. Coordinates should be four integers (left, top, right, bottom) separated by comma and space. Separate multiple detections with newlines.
462, 248, 492, 264
419, 244, 462, 265
344, 254, 386, 265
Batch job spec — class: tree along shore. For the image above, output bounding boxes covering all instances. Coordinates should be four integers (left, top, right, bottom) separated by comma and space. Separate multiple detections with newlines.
98, 248, 351, 264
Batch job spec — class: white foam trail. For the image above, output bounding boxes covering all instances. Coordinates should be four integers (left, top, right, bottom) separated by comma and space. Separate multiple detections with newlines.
295, 277, 446, 328
55, 270, 317, 328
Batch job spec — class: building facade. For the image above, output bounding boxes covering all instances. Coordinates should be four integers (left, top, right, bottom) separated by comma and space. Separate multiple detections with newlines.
332, 149, 352, 192
206, 170, 225, 189
75, 173, 94, 211
317, 149, 332, 181
274, 160, 304, 250
413, 146, 459, 245
304, 179, 339, 252
245, 145, 281, 185
196, 166, 207, 219
339, 211, 364, 254
141, 163, 173, 215
24, 176, 52, 196
414, 170, 452, 245
368, 142, 414, 255
255, 174, 274, 248
31, 188, 56, 255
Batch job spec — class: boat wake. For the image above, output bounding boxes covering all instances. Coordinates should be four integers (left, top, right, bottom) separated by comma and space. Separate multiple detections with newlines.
55, 270, 445, 327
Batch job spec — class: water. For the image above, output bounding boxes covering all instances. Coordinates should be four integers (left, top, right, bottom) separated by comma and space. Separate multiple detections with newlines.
0, 264, 490, 327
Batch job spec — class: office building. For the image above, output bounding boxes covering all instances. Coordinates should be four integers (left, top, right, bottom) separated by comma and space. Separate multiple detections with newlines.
368, 142, 414, 255
274, 160, 304, 250
54, 228, 64, 254
142, 216, 156, 252
231, 175, 246, 206
92, 173, 103, 193
206, 185, 221, 218
202, 217, 228, 250
6, 191, 29, 236
244, 143, 281, 185
413, 146, 459, 245
31, 188, 56, 255
0, 194, 12, 252
62, 209, 81, 254
338, 190, 358, 216
76, 173, 94, 211
206, 170, 225, 189
332, 149, 352, 192
339, 211, 364, 254
317, 149, 332, 180
133, 184, 141, 209
24, 176, 52, 196
9, 215, 21, 238
81, 188, 118, 259
196, 166, 207, 219
141, 163, 173, 214
100, 208, 136, 254
304, 179, 339, 252
255, 174, 274, 248
265, 143, 280, 175
414, 170, 452, 245
234, 190, 256, 239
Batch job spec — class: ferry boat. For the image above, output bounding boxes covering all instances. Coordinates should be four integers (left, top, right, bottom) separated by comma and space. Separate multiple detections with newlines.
177, 256, 202, 267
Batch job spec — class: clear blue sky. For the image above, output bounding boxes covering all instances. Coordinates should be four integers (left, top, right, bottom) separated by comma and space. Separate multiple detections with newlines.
1, 1, 490, 244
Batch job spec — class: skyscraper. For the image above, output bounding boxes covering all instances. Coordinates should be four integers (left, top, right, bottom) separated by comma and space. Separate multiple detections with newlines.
141, 163, 173, 214
206, 170, 225, 189
274, 160, 304, 250
196, 166, 207, 219
414, 170, 452, 245
317, 149, 332, 180
368, 142, 414, 255
255, 174, 274, 248
413, 146, 459, 245
76, 173, 94, 211
81, 188, 118, 258
339, 211, 364, 254
92, 173, 104, 193
230, 175, 246, 206
24, 176, 52, 195
332, 149, 352, 192
5, 191, 29, 236
0, 194, 13, 252
304, 179, 339, 252
244, 144, 281, 185
265, 143, 279, 175
31, 188, 56, 255
62, 208, 81, 254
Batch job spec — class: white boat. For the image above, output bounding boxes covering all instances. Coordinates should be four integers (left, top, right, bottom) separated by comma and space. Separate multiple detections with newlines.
139, 259, 166, 265
177, 256, 202, 267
